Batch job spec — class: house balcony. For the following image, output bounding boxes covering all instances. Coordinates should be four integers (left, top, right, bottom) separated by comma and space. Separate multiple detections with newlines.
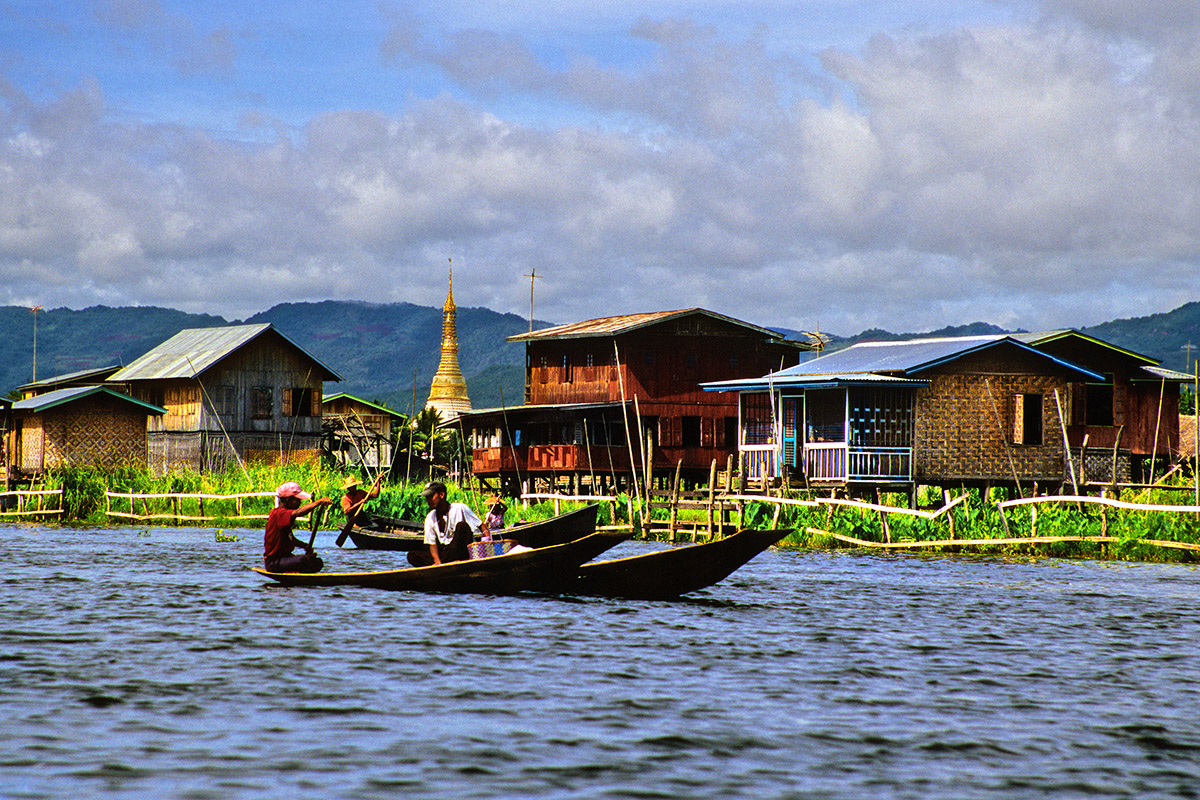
472, 445, 633, 475
739, 442, 913, 484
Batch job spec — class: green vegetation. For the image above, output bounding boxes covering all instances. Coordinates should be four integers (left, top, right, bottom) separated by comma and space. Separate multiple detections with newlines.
27, 464, 1200, 563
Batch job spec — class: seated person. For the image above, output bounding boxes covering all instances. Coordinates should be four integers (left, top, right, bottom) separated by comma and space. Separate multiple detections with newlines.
340, 474, 382, 529
264, 481, 333, 573
407, 480, 482, 567
483, 496, 507, 540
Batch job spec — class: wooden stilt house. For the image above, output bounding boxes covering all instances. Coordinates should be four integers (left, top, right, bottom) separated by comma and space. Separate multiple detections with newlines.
706, 334, 1110, 492
106, 323, 342, 474
459, 309, 806, 494
322, 393, 404, 471
8, 387, 166, 474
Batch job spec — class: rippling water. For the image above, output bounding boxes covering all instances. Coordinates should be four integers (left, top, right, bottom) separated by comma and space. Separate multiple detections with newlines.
2, 524, 1200, 799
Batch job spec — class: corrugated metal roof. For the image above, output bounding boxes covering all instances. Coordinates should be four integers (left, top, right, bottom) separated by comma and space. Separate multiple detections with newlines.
777, 335, 1006, 376
17, 365, 122, 391
777, 335, 1103, 381
1141, 365, 1195, 382
12, 386, 166, 415
322, 393, 404, 417
108, 323, 342, 382
704, 373, 929, 392
507, 308, 792, 343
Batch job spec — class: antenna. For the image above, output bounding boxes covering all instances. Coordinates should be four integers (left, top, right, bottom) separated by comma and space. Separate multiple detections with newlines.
522, 268, 541, 333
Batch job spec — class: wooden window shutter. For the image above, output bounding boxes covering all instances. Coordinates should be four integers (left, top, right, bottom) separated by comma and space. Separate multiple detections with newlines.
1012, 394, 1025, 444
282, 388, 293, 417
701, 416, 714, 448
311, 388, 322, 417
715, 415, 725, 448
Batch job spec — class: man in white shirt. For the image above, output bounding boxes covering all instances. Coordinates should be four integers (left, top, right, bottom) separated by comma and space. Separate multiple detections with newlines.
406, 480, 482, 567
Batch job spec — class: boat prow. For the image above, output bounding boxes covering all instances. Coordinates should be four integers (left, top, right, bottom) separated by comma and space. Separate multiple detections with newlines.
573, 528, 790, 600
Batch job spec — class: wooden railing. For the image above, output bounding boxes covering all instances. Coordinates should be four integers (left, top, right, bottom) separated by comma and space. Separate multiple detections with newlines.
0, 489, 63, 519
740, 445, 776, 480
105, 490, 278, 523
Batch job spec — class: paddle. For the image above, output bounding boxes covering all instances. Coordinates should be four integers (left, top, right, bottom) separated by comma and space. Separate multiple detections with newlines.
335, 474, 384, 548
306, 502, 327, 550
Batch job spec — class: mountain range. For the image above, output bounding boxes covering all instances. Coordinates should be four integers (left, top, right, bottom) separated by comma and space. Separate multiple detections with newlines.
3, 300, 1199, 412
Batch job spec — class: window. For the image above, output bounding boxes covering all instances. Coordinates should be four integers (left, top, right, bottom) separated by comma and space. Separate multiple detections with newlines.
539, 355, 548, 384
681, 416, 702, 447
586, 353, 594, 367
685, 352, 697, 368
212, 385, 236, 417
724, 416, 738, 449
563, 354, 573, 383
251, 386, 274, 419
1013, 393, 1043, 445
284, 387, 314, 417
1085, 382, 1114, 426
644, 351, 656, 366
742, 392, 774, 445
728, 354, 738, 370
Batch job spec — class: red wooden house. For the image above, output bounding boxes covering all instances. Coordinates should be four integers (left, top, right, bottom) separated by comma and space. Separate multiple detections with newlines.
459, 309, 806, 494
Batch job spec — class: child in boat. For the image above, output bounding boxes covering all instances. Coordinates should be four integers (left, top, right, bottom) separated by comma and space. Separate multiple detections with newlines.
482, 496, 507, 541
263, 481, 332, 573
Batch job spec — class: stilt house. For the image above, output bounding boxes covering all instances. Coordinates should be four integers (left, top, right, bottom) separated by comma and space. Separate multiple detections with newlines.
7, 386, 166, 474
106, 323, 341, 474
322, 393, 403, 471
459, 309, 806, 495
708, 330, 1191, 492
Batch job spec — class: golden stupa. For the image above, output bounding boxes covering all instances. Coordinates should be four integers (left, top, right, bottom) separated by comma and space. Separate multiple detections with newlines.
425, 270, 472, 421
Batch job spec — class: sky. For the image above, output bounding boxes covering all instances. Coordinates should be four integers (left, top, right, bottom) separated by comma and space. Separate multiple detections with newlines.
1, 0, 1199, 336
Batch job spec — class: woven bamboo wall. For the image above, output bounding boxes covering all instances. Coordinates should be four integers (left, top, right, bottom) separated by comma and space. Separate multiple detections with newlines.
914, 373, 1069, 482
38, 401, 147, 469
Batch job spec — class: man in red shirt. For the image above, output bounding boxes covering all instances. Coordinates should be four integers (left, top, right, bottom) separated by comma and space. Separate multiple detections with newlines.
263, 481, 333, 573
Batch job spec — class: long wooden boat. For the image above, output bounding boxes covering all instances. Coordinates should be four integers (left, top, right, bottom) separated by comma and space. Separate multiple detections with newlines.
572, 528, 791, 600
252, 531, 629, 595
345, 504, 599, 552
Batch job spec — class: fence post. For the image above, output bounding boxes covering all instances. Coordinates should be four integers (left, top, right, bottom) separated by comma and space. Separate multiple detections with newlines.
707, 459, 717, 540
669, 460, 682, 542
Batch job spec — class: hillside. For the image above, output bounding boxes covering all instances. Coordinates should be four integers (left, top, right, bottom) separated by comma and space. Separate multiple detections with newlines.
3, 300, 1199, 408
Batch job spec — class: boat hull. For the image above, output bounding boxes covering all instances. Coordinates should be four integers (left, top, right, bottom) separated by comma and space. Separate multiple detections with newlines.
252, 531, 628, 595
573, 528, 790, 600
346, 505, 599, 551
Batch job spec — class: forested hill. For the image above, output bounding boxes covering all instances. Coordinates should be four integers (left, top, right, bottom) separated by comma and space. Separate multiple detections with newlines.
3, 300, 1200, 411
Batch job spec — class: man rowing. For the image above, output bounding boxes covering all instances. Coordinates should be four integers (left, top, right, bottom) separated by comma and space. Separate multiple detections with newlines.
263, 481, 333, 573
340, 474, 382, 529
406, 480, 482, 567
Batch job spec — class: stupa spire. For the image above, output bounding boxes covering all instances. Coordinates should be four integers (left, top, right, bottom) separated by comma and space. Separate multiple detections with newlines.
425, 267, 472, 421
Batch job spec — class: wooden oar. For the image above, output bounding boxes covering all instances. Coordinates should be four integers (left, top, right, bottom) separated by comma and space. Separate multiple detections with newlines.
335, 475, 384, 548
307, 502, 328, 550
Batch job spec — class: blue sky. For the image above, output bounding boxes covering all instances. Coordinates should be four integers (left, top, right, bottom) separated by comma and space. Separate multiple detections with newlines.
2, 0, 1199, 335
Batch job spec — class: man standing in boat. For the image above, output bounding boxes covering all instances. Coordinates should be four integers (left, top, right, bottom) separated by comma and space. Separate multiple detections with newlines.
340, 474, 382, 529
264, 481, 333, 573
407, 480, 482, 567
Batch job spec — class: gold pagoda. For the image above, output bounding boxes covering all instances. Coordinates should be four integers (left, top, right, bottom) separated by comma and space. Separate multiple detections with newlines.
425, 270, 472, 421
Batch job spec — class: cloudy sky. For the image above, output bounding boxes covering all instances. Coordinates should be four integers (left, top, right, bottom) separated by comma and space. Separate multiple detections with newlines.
1, 1, 1198, 335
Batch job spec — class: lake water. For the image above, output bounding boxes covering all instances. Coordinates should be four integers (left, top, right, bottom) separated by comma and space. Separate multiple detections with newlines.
2, 524, 1200, 799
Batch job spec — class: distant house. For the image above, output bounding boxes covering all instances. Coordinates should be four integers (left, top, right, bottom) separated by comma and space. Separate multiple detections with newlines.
459, 309, 806, 494
15, 365, 122, 400
106, 323, 341, 474
706, 334, 1114, 493
7, 386, 165, 474
322, 393, 404, 471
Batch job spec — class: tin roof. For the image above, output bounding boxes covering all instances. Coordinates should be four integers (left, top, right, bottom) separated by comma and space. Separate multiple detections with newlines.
108, 323, 342, 382
507, 308, 794, 343
704, 373, 929, 392
1140, 365, 1195, 382
704, 334, 1103, 392
322, 393, 404, 417
17, 365, 122, 391
775, 335, 1103, 381
12, 386, 166, 415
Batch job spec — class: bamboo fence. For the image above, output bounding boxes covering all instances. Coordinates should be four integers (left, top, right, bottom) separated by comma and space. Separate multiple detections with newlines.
0, 489, 63, 519
105, 490, 278, 523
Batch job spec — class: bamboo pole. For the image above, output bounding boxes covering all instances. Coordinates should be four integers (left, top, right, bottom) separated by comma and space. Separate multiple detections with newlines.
707, 458, 717, 539
1053, 389, 1079, 496
984, 378, 1023, 499
1149, 376, 1166, 488
669, 459, 682, 542
613, 342, 643, 512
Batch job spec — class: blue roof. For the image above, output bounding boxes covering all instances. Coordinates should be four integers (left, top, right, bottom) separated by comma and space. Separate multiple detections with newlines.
703, 334, 1103, 392
12, 386, 167, 415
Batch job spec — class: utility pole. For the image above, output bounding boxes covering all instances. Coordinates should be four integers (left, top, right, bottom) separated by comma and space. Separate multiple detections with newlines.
522, 268, 540, 333
29, 305, 42, 382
